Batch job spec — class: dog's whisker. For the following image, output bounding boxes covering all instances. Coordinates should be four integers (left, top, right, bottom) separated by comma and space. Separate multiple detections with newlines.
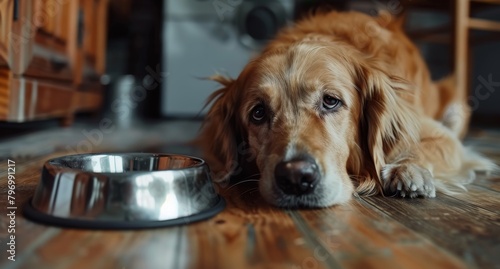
226, 179, 260, 191
239, 173, 261, 181
239, 187, 259, 198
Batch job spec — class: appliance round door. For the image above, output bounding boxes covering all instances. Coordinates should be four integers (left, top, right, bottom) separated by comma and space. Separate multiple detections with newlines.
236, 0, 289, 49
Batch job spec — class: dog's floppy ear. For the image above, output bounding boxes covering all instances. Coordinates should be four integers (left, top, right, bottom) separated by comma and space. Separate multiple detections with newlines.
353, 62, 419, 195
197, 75, 240, 184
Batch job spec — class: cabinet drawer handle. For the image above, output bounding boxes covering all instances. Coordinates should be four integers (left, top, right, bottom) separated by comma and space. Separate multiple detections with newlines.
50, 58, 68, 71
13, 0, 19, 21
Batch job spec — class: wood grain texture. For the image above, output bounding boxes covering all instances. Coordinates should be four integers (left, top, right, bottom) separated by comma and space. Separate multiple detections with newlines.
9, 0, 35, 75
455, 0, 470, 102
362, 192, 500, 269
468, 18, 500, 31
0, 67, 10, 117
294, 198, 467, 269
186, 183, 329, 269
95, 0, 109, 74
0, 0, 107, 124
473, 175, 500, 193
0, 126, 499, 269
0, 0, 13, 67
0, 72, 102, 122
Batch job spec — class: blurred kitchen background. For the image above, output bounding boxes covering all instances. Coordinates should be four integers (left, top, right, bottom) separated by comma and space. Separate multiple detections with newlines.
152, 0, 500, 121
1, 0, 499, 144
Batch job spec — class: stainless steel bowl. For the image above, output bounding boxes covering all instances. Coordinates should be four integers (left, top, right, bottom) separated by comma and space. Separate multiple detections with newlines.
24, 153, 225, 229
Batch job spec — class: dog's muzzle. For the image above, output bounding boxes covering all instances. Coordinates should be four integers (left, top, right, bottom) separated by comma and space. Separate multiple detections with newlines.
274, 155, 320, 196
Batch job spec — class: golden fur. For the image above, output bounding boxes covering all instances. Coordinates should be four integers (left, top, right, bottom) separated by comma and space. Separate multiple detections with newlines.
197, 11, 495, 207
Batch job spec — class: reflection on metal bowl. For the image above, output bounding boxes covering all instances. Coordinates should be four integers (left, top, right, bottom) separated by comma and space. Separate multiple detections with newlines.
24, 153, 225, 229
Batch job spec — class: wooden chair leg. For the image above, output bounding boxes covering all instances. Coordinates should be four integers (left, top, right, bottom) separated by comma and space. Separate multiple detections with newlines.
455, 0, 470, 102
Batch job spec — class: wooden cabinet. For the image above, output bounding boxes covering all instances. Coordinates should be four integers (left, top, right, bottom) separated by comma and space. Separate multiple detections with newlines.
79, 0, 108, 86
0, 0, 13, 68
0, 0, 108, 124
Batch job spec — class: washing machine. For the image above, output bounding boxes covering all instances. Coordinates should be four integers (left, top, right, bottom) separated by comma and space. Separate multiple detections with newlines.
162, 0, 301, 117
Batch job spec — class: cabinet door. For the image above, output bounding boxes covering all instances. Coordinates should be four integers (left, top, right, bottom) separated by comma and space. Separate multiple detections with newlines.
14, 0, 77, 81
54, 0, 72, 44
0, 0, 13, 67
77, 0, 108, 85
39, 0, 56, 36
94, 0, 108, 74
82, 0, 98, 73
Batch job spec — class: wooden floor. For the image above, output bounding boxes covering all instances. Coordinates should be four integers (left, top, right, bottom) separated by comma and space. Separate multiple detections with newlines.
0, 121, 499, 269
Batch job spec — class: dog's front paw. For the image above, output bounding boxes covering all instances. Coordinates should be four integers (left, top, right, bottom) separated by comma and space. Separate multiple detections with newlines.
381, 163, 436, 198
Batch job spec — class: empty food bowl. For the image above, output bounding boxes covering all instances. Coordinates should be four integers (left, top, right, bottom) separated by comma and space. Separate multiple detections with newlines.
23, 153, 225, 229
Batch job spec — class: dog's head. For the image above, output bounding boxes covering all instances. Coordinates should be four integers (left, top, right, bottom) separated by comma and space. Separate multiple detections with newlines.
199, 37, 418, 207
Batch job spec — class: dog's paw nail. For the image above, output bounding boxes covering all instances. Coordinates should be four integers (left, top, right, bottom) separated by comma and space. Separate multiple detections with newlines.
410, 184, 417, 191
427, 188, 436, 197
382, 163, 435, 199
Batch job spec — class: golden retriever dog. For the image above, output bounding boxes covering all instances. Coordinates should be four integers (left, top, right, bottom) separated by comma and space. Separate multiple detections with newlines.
197, 11, 495, 207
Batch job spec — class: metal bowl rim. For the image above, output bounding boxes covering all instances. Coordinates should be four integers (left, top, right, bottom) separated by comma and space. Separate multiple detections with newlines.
44, 152, 208, 176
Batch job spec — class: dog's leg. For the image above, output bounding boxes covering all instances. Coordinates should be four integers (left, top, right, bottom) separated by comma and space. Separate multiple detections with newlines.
381, 118, 476, 198
435, 75, 471, 139
441, 103, 470, 139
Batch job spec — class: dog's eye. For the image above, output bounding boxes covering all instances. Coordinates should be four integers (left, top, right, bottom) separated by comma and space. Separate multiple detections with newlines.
322, 95, 341, 110
250, 104, 266, 123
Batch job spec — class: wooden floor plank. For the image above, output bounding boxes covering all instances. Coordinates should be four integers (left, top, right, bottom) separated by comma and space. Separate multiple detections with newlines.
185, 182, 330, 269
14, 229, 184, 269
294, 197, 467, 269
472, 175, 500, 193
0, 156, 62, 267
362, 194, 500, 269
0, 153, 183, 269
445, 184, 500, 213
1, 229, 60, 269
1, 124, 499, 269
1, 171, 329, 269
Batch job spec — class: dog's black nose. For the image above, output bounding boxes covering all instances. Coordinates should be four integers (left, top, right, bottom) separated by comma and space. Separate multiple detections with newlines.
274, 156, 319, 195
